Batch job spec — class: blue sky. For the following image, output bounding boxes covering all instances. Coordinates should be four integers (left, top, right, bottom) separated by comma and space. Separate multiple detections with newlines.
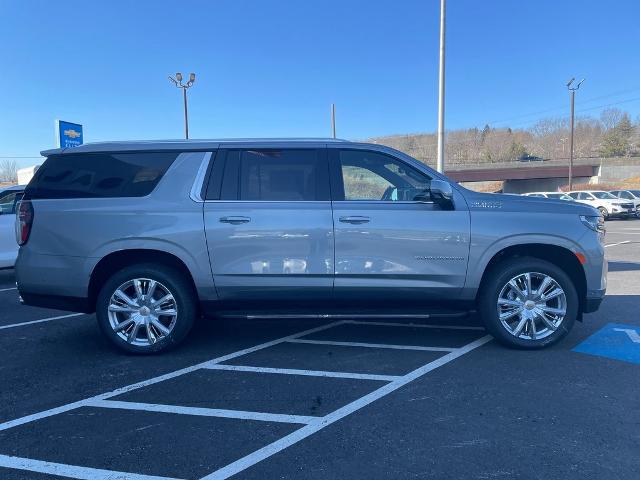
1, 0, 640, 166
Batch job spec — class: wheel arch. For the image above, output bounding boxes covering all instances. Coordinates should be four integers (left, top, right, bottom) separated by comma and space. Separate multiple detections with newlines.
88, 249, 199, 313
476, 243, 587, 313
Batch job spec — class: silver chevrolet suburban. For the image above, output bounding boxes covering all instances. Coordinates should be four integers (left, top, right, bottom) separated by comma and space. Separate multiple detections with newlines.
15, 139, 607, 353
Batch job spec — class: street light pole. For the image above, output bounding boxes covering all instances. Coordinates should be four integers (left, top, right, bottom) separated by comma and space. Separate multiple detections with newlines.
168, 72, 196, 139
331, 103, 336, 139
566, 77, 584, 190
436, 0, 446, 173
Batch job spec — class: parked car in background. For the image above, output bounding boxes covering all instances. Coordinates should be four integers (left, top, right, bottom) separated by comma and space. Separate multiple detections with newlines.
523, 192, 574, 201
0, 184, 25, 268
518, 154, 544, 162
15, 139, 607, 353
609, 189, 640, 218
567, 190, 634, 219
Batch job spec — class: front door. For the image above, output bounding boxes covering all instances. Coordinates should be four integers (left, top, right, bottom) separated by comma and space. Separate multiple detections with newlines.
329, 147, 470, 303
203, 147, 334, 303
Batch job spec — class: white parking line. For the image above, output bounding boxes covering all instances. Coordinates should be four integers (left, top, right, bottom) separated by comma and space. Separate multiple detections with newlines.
205, 364, 401, 382
347, 320, 485, 330
287, 338, 456, 352
0, 313, 85, 331
0, 454, 182, 480
0, 318, 491, 480
0, 287, 17, 292
604, 240, 631, 247
201, 334, 493, 480
0, 321, 346, 433
88, 400, 317, 424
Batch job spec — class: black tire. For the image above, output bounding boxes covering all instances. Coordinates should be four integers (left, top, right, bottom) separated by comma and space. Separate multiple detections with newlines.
96, 263, 197, 354
597, 206, 608, 219
478, 257, 578, 349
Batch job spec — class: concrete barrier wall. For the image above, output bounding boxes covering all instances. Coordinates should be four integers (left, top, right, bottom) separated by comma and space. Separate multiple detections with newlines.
598, 162, 640, 182
503, 177, 594, 194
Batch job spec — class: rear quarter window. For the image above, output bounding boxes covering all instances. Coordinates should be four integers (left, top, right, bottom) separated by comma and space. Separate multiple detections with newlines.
25, 152, 178, 199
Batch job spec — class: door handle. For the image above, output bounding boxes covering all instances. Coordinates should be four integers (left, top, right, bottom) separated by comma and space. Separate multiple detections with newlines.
339, 216, 370, 224
219, 216, 251, 224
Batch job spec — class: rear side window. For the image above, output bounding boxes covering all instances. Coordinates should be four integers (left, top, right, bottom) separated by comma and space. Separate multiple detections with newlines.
26, 152, 178, 199
217, 149, 329, 201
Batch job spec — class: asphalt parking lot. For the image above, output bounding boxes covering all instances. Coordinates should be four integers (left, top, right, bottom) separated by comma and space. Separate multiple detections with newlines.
0, 221, 639, 480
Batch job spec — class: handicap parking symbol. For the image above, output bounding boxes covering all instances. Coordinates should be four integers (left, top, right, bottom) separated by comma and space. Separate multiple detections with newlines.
573, 323, 640, 365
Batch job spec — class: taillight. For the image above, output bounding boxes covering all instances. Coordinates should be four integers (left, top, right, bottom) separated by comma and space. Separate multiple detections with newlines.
16, 200, 34, 246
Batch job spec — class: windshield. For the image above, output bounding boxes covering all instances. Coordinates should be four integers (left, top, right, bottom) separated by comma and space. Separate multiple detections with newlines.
547, 193, 572, 200
628, 190, 640, 198
592, 192, 617, 199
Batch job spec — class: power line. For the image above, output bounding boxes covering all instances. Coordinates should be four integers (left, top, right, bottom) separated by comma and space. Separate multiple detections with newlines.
486, 86, 640, 127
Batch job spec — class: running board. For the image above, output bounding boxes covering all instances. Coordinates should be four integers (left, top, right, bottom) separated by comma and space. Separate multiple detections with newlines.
230, 312, 472, 320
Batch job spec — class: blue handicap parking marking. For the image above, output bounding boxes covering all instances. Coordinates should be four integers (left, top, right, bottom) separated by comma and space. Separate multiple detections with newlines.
573, 323, 640, 365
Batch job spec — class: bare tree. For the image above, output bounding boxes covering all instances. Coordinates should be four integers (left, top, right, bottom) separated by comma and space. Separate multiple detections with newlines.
365, 107, 638, 166
0, 159, 18, 183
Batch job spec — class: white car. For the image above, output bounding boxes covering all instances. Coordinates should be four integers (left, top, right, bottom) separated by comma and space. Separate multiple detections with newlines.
567, 190, 634, 219
523, 192, 575, 201
0, 185, 25, 268
609, 189, 640, 218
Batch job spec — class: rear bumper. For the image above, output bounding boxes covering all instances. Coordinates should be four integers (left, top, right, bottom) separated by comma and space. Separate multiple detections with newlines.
19, 291, 93, 313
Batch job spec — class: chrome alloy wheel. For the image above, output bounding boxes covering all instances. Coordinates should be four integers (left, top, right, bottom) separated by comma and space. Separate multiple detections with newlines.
107, 278, 178, 347
497, 272, 567, 341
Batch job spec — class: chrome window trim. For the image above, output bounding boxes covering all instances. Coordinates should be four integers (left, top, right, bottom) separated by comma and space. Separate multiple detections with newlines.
189, 151, 213, 202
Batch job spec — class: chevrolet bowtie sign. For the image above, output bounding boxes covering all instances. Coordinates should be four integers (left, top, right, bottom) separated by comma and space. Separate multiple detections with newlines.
55, 120, 83, 148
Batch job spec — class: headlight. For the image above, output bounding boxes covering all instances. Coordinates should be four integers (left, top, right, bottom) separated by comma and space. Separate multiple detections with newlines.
580, 215, 605, 233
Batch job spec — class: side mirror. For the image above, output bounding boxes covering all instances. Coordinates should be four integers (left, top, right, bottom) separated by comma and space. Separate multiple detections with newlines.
430, 180, 454, 209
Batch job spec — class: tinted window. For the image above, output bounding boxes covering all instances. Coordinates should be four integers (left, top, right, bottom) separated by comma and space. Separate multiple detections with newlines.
335, 150, 431, 201
619, 191, 633, 199
629, 190, 640, 198
26, 152, 178, 199
0, 191, 22, 214
220, 149, 327, 201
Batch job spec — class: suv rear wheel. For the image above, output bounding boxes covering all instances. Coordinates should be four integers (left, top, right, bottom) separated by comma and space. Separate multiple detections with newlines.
96, 264, 197, 354
479, 257, 578, 349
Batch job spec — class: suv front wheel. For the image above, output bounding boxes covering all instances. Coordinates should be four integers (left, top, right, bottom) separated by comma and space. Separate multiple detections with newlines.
479, 257, 578, 349
96, 264, 197, 354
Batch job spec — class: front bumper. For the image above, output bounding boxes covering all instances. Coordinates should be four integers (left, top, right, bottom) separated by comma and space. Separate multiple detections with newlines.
583, 289, 606, 313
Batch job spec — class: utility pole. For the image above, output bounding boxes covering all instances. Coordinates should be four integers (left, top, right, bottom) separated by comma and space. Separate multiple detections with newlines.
331, 103, 336, 139
566, 78, 584, 190
436, 0, 446, 173
168, 72, 196, 139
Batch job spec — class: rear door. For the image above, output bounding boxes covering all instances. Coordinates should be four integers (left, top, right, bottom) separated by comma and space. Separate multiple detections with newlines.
329, 147, 470, 302
203, 146, 334, 302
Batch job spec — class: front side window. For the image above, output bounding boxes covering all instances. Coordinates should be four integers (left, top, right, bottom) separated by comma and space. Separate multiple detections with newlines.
26, 152, 178, 199
336, 150, 431, 201
619, 191, 633, 199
